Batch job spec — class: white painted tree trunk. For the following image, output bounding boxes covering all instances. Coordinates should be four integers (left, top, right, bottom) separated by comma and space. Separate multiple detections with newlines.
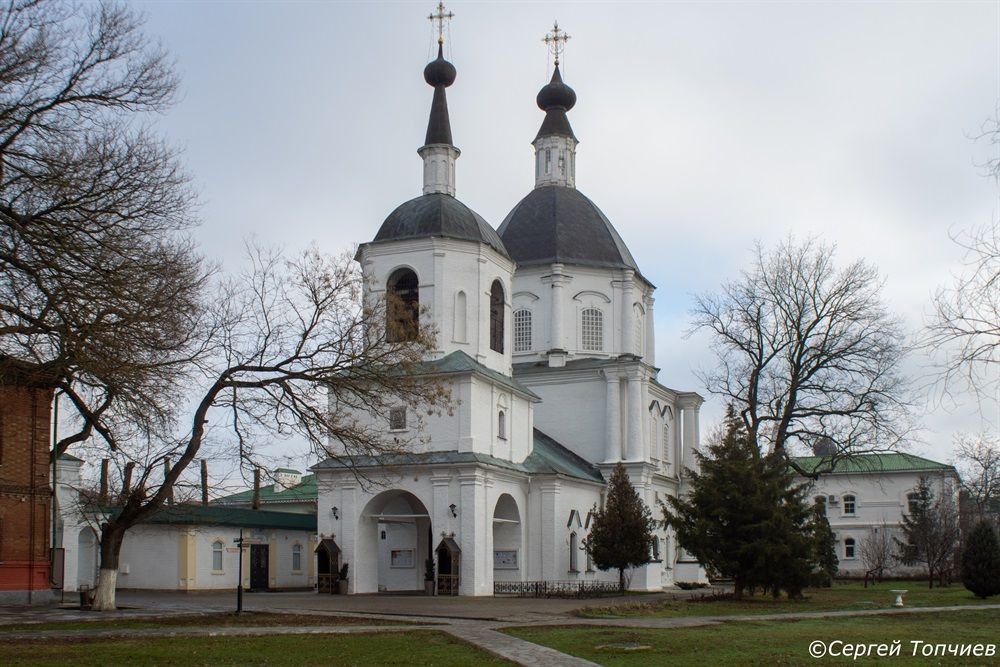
91, 568, 119, 611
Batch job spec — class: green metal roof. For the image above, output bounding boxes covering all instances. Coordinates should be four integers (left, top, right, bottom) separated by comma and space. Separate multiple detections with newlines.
213, 474, 317, 506
419, 351, 540, 401
314, 429, 604, 484
114, 505, 316, 531
792, 453, 954, 476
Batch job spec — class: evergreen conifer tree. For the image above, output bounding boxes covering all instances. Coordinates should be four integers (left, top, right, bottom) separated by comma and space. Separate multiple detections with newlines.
585, 463, 655, 591
663, 406, 816, 598
961, 520, 1000, 599
809, 498, 839, 587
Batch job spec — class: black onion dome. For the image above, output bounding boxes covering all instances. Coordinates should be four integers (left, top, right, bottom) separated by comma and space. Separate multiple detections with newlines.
497, 186, 646, 279
424, 44, 456, 88
536, 65, 576, 111
533, 65, 577, 142
374, 193, 510, 259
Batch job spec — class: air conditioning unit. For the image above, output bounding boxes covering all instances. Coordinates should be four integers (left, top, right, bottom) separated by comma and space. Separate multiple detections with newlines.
828, 495, 839, 505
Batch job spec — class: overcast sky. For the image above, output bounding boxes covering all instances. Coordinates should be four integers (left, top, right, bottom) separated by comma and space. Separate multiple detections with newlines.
134, 0, 999, 469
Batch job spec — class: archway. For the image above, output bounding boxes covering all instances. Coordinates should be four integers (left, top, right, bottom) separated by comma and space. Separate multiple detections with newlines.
76, 527, 99, 590
357, 490, 431, 594
435, 537, 461, 596
492, 493, 521, 582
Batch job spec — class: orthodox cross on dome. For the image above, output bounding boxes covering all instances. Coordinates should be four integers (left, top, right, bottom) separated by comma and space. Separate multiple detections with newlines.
542, 21, 570, 66
428, 2, 454, 45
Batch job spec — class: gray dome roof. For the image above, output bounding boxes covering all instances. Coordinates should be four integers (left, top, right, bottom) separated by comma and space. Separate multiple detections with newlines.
497, 186, 641, 275
374, 193, 509, 258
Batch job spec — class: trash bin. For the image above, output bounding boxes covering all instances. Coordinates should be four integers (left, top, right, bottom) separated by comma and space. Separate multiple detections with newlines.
79, 585, 92, 610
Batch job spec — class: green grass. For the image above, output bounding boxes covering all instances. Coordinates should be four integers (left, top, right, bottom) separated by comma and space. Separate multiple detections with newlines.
576, 580, 998, 618
0, 612, 412, 633
0, 630, 515, 666
507, 609, 1000, 666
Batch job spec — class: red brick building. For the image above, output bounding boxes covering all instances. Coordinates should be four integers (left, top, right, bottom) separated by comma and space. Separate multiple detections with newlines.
0, 360, 56, 603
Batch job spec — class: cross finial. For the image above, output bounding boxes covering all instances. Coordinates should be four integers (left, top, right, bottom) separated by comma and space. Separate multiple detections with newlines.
428, 2, 454, 45
543, 21, 570, 66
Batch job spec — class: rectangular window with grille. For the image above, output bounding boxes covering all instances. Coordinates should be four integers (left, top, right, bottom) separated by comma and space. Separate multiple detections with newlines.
513, 309, 532, 352
581, 308, 603, 351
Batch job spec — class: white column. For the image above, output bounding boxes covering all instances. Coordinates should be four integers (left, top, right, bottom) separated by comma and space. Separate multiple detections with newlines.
540, 480, 560, 581
644, 295, 655, 363
543, 265, 570, 354
680, 396, 702, 476
622, 270, 635, 355
604, 370, 622, 462
458, 472, 487, 595
626, 371, 643, 461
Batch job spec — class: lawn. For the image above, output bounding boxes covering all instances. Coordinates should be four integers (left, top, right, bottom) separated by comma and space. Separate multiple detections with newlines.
0, 630, 515, 666
575, 580, 998, 618
507, 609, 1000, 666
0, 611, 412, 634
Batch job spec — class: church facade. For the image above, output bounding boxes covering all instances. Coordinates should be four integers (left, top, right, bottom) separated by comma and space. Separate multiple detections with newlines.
312, 26, 705, 596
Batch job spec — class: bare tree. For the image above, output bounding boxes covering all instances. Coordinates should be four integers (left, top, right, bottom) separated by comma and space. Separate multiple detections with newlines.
79, 247, 449, 610
691, 237, 912, 475
858, 521, 895, 586
0, 2, 450, 611
924, 223, 1000, 403
954, 433, 1000, 522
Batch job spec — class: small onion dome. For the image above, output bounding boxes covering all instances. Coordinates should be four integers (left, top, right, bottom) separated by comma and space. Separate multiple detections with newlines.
424, 44, 456, 88
536, 65, 576, 111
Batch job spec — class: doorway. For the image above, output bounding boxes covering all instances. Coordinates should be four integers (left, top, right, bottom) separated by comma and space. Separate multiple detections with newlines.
250, 544, 269, 591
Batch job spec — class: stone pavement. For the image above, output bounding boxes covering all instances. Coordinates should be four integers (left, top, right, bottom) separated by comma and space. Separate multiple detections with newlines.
0, 590, 998, 666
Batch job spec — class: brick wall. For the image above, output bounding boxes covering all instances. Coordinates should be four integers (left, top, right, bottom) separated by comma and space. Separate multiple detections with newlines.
0, 385, 54, 594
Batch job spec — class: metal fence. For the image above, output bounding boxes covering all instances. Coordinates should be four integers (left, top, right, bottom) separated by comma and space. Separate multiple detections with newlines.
493, 579, 623, 598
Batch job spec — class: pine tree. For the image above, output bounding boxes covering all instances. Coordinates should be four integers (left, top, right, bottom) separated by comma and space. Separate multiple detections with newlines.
585, 462, 655, 591
663, 406, 815, 599
809, 498, 839, 587
961, 520, 1000, 599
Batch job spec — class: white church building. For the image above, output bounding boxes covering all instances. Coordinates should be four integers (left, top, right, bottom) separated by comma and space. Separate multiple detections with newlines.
312, 25, 705, 596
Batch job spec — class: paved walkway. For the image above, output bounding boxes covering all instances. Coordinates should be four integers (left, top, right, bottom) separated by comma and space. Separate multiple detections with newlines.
1, 591, 998, 666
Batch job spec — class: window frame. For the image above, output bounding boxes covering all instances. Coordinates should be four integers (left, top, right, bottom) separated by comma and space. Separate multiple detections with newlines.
581, 308, 604, 352
211, 540, 224, 572
513, 308, 532, 353
842, 494, 856, 516
389, 406, 407, 431
844, 537, 856, 559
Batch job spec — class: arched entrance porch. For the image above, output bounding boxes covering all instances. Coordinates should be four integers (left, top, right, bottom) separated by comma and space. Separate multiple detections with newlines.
492, 493, 522, 582
357, 490, 431, 594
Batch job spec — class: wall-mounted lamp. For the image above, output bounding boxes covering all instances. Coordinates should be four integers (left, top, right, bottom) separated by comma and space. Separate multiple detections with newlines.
449, 503, 457, 518
331, 506, 339, 520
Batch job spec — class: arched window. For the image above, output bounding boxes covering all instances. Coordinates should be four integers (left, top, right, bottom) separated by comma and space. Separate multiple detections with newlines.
814, 496, 827, 515
651, 537, 661, 561
569, 532, 579, 572
387, 269, 419, 342
513, 309, 532, 352
454, 290, 467, 342
662, 421, 672, 463
497, 410, 506, 439
844, 537, 856, 559
490, 281, 505, 353
843, 494, 856, 515
581, 308, 603, 351
291, 543, 303, 572
212, 540, 224, 571
633, 303, 644, 355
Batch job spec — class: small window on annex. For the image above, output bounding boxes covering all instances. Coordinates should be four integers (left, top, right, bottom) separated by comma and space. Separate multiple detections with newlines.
842, 495, 856, 515
387, 268, 419, 342
212, 540, 224, 571
292, 544, 302, 572
490, 280, 505, 353
581, 308, 603, 351
513, 309, 532, 353
844, 537, 856, 559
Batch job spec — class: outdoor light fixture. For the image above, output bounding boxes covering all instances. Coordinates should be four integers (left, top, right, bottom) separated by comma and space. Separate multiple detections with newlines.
449, 503, 457, 518
331, 506, 339, 520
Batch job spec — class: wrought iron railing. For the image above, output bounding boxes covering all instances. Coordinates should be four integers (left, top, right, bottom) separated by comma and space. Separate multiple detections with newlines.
493, 579, 623, 598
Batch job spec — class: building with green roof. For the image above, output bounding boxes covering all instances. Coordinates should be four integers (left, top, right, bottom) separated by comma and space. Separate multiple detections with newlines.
791, 452, 960, 577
